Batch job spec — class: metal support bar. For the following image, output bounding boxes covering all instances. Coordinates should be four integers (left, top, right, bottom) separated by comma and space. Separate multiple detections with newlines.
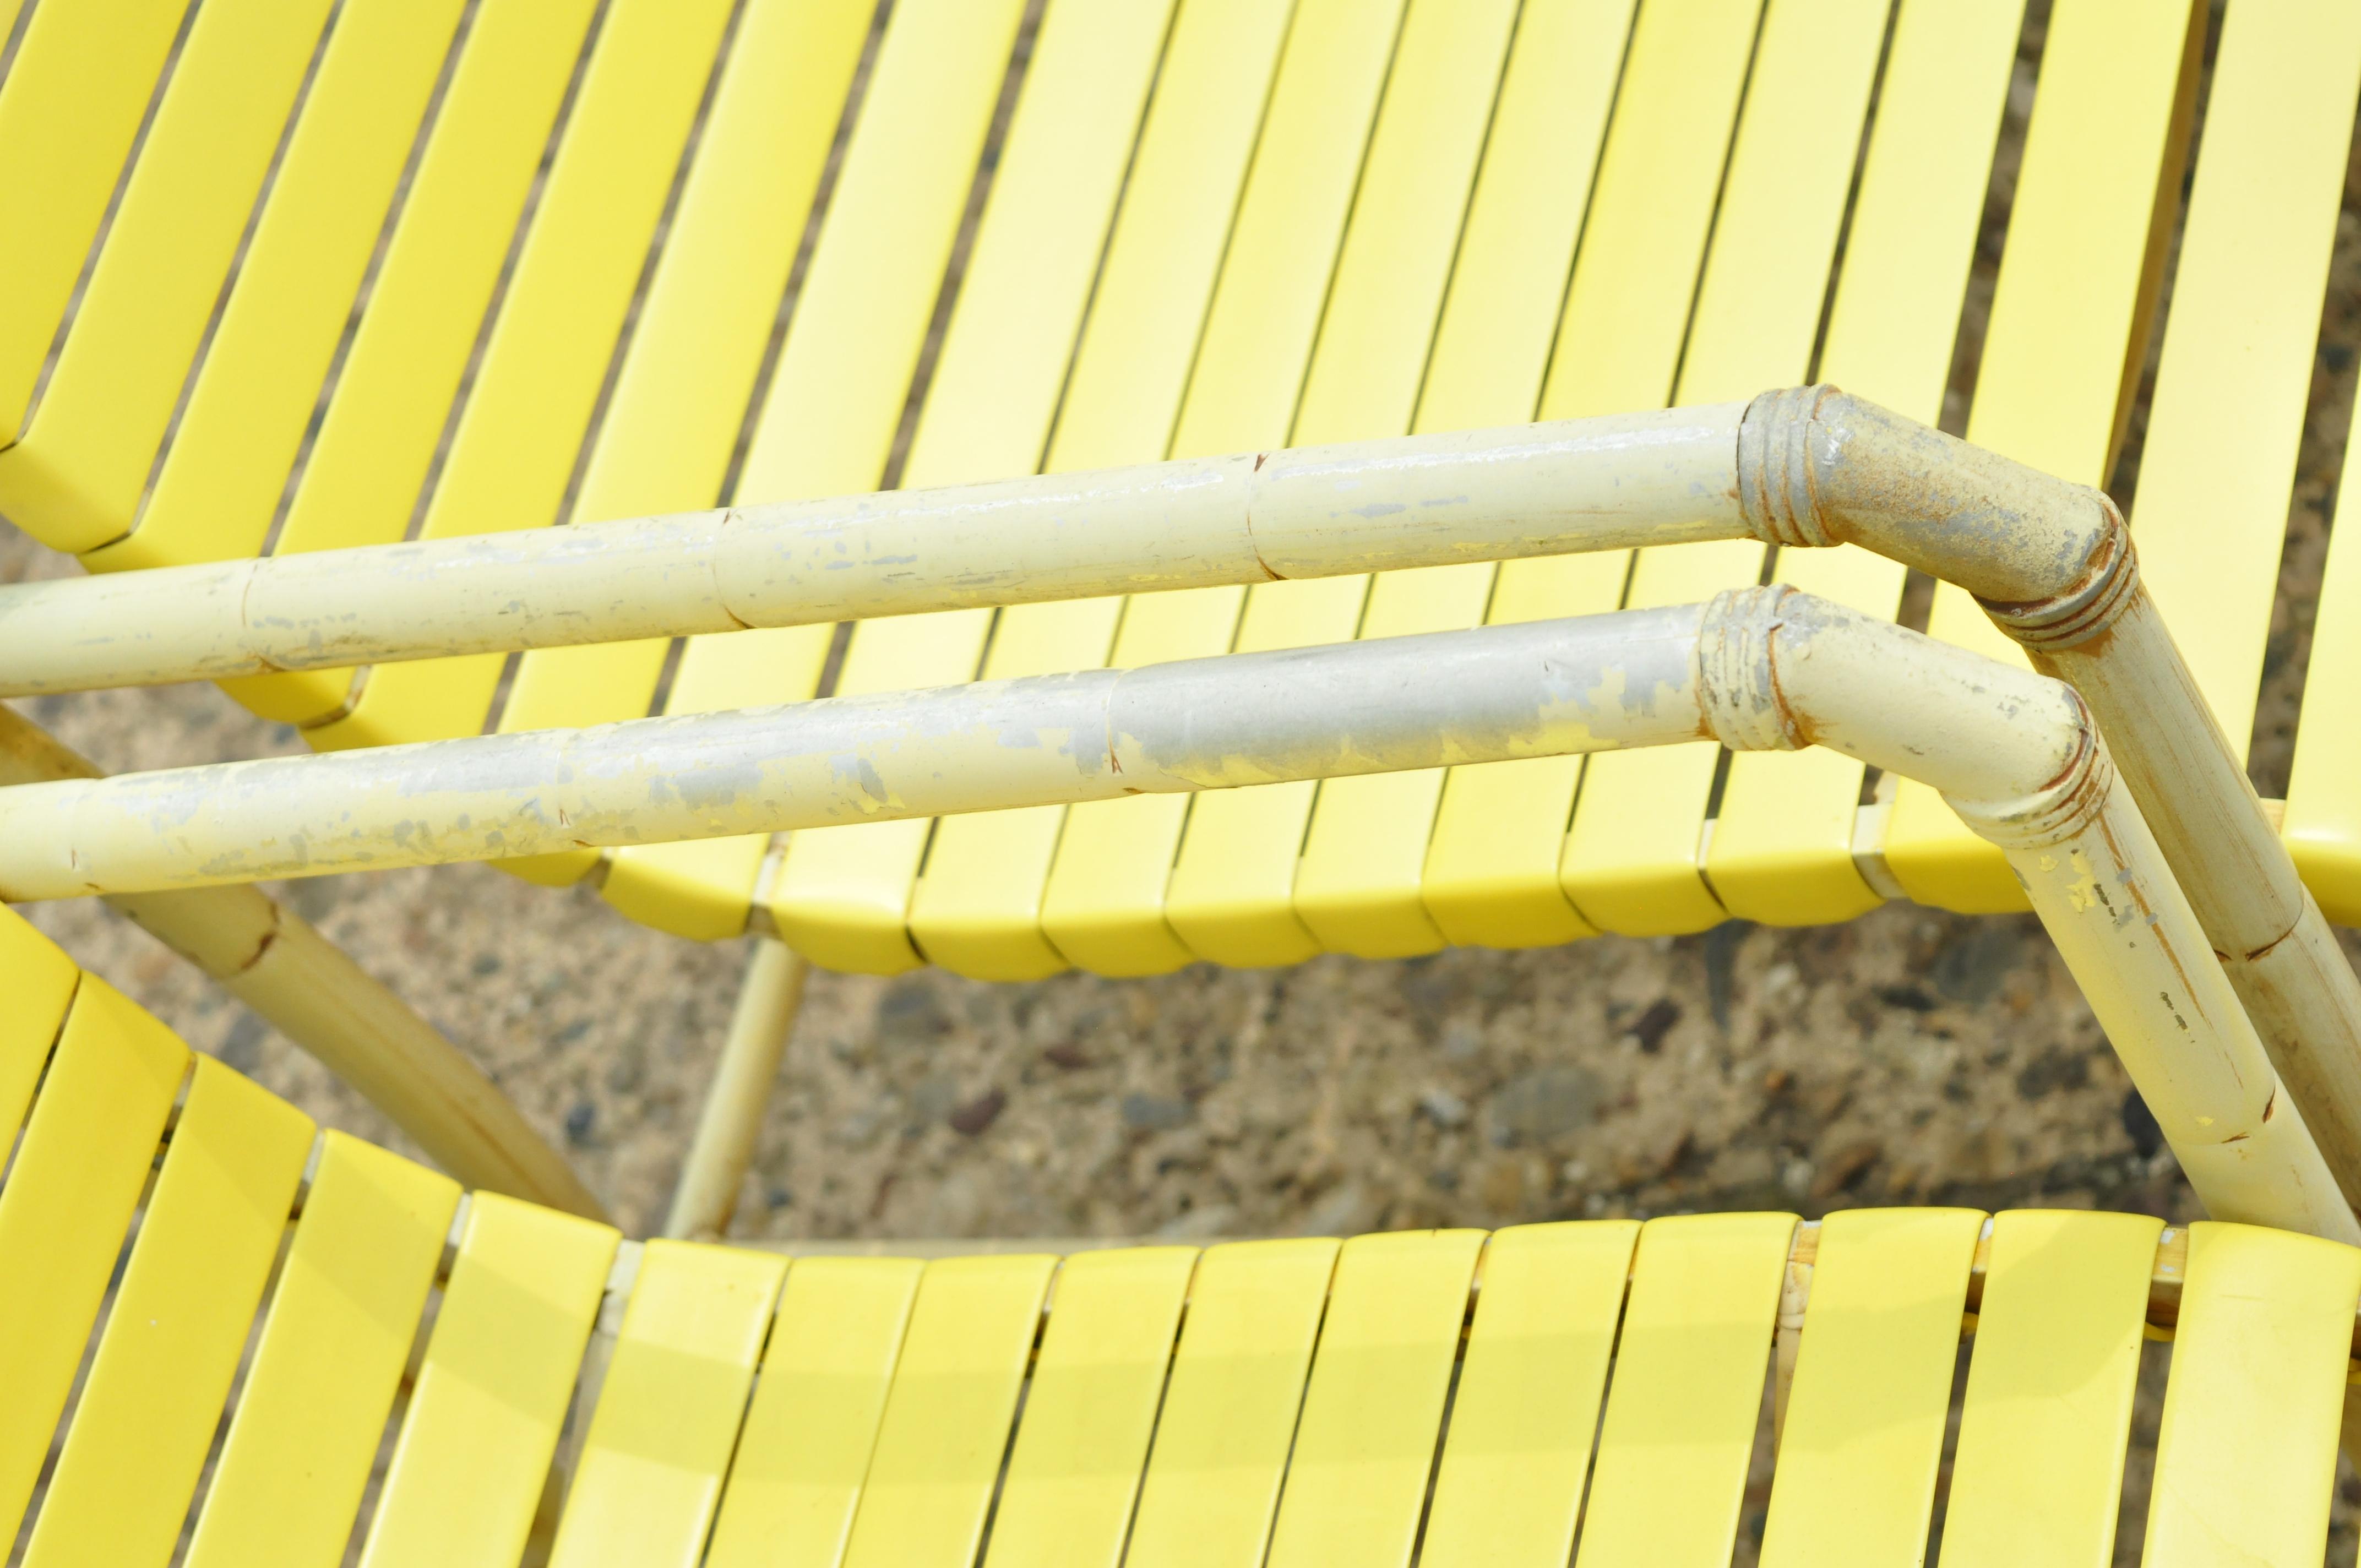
0, 705, 606, 1219
0, 405, 1749, 695
0, 589, 2348, 1242
664, 937, 806, 1240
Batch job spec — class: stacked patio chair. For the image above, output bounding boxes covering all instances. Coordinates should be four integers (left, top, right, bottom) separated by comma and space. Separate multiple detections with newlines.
8, 0, 2361, 1560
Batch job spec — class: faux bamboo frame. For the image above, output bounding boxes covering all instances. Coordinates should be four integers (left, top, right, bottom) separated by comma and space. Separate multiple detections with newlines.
6, 385, 2354, 1236
2, 585, 2351, 1243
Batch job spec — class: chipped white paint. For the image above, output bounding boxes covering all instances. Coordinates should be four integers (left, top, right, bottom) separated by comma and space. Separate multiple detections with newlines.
0, 404, 1750, 695
2, 586, 2347, 1240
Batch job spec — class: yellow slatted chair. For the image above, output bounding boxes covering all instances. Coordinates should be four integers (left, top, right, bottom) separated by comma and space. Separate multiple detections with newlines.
13, 0, 2361, 1560
2, 901, 2357, 1565
7, 0, 2358, 1179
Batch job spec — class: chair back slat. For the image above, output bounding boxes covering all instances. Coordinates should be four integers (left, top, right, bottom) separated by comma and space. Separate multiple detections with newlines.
1936, 1210, 2159, 1568
2140, 1221, 2361, 1564
0, 0, 334, 553
0, 0, 191, 448
95, 0, 470, 576
353, 1191, 621, 1567
1422, 0, 1761, 953
1035, 0, 1320, 978
183, 1131, 462, 1568
546, 1239, 787, 1568
1754, 1207, 1984, 1568
814, 0, 1185, 979
977, 1246, 1198, 1568
1568, 1211, 1794, 1568
1417, 1221, 1639, 1568
671, 0, 1025, 961
0, 976, 189, 1547
834, 1254, 1056, 1568
1123, 1238, 1339, 1568
1713, 0, 2028, 925
310, 0, 739, 757
1560, 0, 1890, 943
1173, 0, 1519, 969
19, 1059, 313, 1568
704, 1256, 924, 1568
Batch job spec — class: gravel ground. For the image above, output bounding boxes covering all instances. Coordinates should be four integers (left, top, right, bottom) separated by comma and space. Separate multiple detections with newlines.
8, 1, 2361, 1559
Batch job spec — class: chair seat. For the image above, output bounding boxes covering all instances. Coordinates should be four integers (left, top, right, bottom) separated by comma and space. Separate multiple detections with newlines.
0, 901, 2352, 1567
6, 0, 2361, 974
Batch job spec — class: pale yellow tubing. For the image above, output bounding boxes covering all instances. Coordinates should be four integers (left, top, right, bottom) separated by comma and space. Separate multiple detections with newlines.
0, 403, 1748, 695
7, 385, 2345, 1206
0, 586, 2347, 1243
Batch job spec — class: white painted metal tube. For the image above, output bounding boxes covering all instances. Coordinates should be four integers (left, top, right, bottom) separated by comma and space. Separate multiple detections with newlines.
1743, 384, 2361, 1213
2, 585, 2340, 1239
0, 404, 1748, 696
1705, 587, 2357, 1242
0, 606, 1708, 897
0, 706, 606, 1218
665, 937, 807, 1241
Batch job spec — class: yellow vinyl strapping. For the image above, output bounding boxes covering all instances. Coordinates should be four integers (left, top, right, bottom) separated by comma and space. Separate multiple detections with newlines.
1421, 0, 1761, 952
20, 1060, 314, 1568
1935, 1209, 2160, 1568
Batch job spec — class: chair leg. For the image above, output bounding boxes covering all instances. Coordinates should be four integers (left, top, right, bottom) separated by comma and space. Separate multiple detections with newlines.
0, 703, 606, 1219
666, 937, 808, 1240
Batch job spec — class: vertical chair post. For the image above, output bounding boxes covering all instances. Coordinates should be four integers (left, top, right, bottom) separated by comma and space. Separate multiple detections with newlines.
665, 935, 808, 1240
0, 705, 606, 1220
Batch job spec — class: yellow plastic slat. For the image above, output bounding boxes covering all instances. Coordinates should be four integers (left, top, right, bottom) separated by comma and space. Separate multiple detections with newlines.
1035, 0, 1402, 977
1570, 1211, 1793, 1568
356, 1193, 621, 1568
1708, 0, 2028, 926
1123, 1239, 1340, 1568
548, 1241, 788, 1568
498, 0, 874, 896
837, 0, 1179, 981
1935, 1210, 2161, 1568
0, 979, 189, 1546
1755, 1207, 1985, 1568
1165, 0, 1461, 970
641, 0, 1020, 962
0, 0, 190, 449
225, 0, 601, 726
1033, 0, 1302, 979
183, 1133, 462, 1568
1296, 0, 1631, 964
2208, 0, 2361, 918
2139, 1222, 2361, 1566
835, 1254, 1057, 1568
1881, 0, 2202, 911
2292, 440, 2361, 923
978, 1246, 1197, 1568
1301, 0, 1637, 957
1557, 0, 1888, 941
88, 0, 471, 575
705, 1256, 923, 1568
308, 0, 735, 755
1173, 0, 1516, 966
1421, 0, 1761, 952
0, 906, 78, 1147
0, 0, 334, 552
1418, 1222, 1641, 1568
21, 1060, 314, 1568
1262, 1230, 1483, 1568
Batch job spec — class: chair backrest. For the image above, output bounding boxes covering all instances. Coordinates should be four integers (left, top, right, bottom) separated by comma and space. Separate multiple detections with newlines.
1, 895, 2354, 1566
3, 0, 2357, 972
